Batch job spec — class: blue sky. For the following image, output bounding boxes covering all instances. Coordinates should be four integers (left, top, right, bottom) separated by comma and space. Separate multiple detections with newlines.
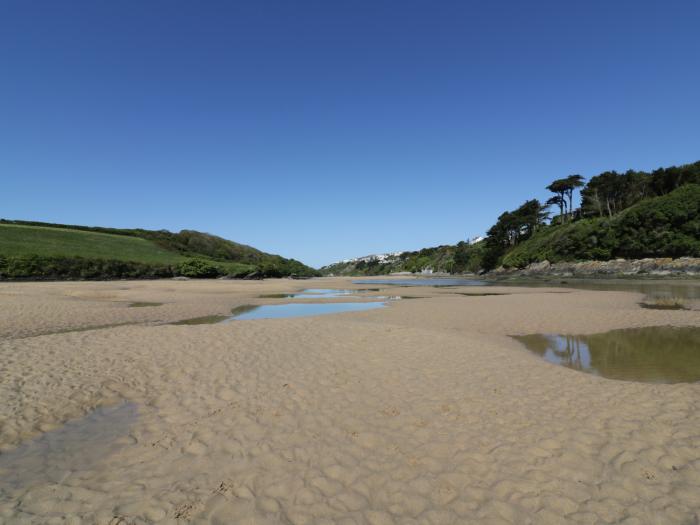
2, 1, 699, 268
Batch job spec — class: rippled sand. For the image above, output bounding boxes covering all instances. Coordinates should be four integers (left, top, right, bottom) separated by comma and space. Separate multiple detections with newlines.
0, 278, 699, 524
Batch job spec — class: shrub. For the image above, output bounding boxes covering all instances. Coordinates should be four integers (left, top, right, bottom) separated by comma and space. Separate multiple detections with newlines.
175, 258, 223, 278
0, 255, 173, 280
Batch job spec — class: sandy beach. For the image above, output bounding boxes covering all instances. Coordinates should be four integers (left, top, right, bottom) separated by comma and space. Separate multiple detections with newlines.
1, 278, 699, 524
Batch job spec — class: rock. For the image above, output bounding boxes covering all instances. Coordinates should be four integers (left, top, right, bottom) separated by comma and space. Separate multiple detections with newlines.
172, 276, 190, 281
489, 257, 700, 279
243, 272, 263, 280
524, 260, 551, 275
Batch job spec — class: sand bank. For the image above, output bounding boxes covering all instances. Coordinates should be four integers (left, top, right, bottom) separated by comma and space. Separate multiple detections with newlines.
0, 278, 699, 524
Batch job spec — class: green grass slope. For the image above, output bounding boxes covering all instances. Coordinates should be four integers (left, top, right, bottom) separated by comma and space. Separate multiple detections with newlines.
0, 224, 188, 264
0, 221, 317, 280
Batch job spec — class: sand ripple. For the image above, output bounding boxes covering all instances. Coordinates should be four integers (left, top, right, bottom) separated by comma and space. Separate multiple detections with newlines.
0, 279, 699, 524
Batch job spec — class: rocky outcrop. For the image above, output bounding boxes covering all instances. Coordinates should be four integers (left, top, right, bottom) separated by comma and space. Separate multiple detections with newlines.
490, 257, 700, 278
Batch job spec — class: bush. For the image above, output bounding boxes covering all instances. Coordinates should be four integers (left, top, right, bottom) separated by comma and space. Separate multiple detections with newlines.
175, 258, 223, 278
0, 255, 174, 280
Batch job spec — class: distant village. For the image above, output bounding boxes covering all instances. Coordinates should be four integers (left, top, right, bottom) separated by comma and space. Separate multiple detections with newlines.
338, 236, 485, 266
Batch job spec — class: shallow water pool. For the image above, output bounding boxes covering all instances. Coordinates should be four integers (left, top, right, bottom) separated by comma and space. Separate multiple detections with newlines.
353, 278, 488, 287
229, 301, 387, 320
513, 326, 700, 383
501, 279, 700, 301
261, 288, 383, 299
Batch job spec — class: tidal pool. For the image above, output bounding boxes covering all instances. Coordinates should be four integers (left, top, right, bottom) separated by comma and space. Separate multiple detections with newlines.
355, 278, 700, 303
171, 314, 231, 325
171, 301, 388, 324
260, 288, 354, 299
513, 326, 700, 383
128, 302, 163, 308
500, 279, 700, 301
261, 288, 383, 299
354, 278, 488, 287
0, 402, 137, 491
229, 301, 387, 320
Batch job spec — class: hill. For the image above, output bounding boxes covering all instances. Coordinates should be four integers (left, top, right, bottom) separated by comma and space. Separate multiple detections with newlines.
322, 180, 700, 277
0, 220, 317, 280
320, 242, 485, 276
501, 183, 700, 268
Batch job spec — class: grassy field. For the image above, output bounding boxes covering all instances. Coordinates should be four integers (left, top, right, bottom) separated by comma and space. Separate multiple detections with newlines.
0, 224, 189, 264
0, 222, 312, 279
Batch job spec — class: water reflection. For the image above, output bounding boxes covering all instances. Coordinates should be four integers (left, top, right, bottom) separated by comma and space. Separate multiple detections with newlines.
354, 279, 488, 287
229, 301, 387, 320
514, 326, 700, 383
261, 288, 383, 299
501, 279, 700, 301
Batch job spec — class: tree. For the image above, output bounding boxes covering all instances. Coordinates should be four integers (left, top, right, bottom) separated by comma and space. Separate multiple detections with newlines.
546, 195, 566, 224
581, 170, 648, 218
546, 179, 570, 222
481, 199, 548, 269
564, 174, 585, 220
547, 175, 585, 223
517, 199, 550, 237
649, 161, 700, 195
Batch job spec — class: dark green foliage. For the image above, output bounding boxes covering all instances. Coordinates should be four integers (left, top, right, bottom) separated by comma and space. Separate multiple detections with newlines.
501, 218, 614, 268
255, 257, 319, 278
613, 184, 700, 258
321, 242, 485, 276
483, 161, 700, 269
176, 258, 223, 278
326, 159, 699, 276
581, 161, 700, 218
142, 229, 268, 264
546, 174, 585, 223
452, 241, 484, 273
0, 255, 174, 280
481, 200, 548, 270
581, 170, 651, 218
649, 161, 700, 195
502, 184, 700, 267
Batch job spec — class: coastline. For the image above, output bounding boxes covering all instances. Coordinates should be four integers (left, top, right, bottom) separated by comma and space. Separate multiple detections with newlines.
486, 257, 700, 280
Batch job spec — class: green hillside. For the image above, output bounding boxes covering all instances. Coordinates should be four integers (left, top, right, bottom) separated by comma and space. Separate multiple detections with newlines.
502, 184, 700, 268
322, 161, 700, 276
0, 221, 317, 280
321, 242, 484, 276
0, 224, 188, 264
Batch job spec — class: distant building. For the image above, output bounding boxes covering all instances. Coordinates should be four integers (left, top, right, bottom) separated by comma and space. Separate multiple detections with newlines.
341, 252, 402, 264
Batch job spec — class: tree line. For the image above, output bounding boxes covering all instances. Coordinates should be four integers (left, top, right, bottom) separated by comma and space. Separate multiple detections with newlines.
481, 160, 700, 270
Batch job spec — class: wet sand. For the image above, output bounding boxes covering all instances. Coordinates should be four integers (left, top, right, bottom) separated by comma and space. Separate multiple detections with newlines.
0, 278, 699, 524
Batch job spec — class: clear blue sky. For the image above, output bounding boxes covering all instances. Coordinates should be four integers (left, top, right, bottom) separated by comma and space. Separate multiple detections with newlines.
2, 1, 699, 268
